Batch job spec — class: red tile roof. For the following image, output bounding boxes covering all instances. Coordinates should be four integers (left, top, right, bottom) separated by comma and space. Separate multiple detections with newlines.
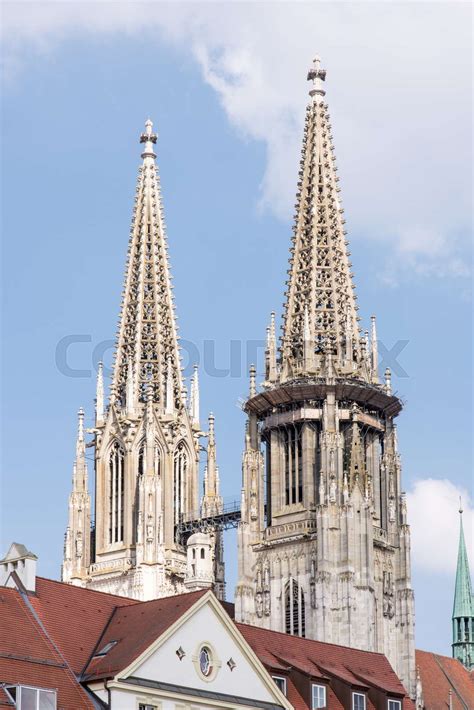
238, 622, 406, 693
30, 576, 137, 674
0, 587, 94, 709
82, 589, 208, 680
237, 623, 410, 710
416, 649, 474, 709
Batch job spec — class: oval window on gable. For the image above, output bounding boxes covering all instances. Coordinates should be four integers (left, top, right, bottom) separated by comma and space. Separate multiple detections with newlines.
199, 646, 212, 677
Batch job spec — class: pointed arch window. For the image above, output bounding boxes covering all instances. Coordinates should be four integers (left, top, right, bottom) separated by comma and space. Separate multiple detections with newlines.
174, 442, 187, 536
137, 441, 161, 478
285, 578, 305, 637
109, 442, 125, 544
283, 425, 303, 506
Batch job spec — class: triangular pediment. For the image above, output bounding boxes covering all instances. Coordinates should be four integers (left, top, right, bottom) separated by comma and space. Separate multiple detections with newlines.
115, 593, 289, 708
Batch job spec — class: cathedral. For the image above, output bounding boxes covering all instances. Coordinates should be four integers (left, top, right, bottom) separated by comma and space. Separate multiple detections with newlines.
62, 58, 416, 698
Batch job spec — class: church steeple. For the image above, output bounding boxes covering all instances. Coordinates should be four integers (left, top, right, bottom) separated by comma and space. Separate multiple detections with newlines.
452, 504, 474, 669
63, 121, 223, 601
280, 56, 368, 382
236, 57, 415, 699
112, 119, 183, 410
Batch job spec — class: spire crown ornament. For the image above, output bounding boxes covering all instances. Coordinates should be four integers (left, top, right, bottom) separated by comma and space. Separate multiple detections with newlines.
140, 118, 157, 159
307, 55, 327, 98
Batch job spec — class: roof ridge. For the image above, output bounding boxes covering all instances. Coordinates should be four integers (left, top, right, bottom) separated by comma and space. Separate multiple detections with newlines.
237, 621, 390, 659
14, 585, 94, 707
36, 576, 138, 603
112, 588, 208, 609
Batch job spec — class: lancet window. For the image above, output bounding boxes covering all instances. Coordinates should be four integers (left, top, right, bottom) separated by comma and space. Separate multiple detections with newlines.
174, 442, 187, 535
282, 425, 303, 506
285, 578, 306, 637
109, 441, 125, 544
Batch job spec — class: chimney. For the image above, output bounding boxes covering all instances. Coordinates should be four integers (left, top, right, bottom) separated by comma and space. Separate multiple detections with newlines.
0, 542, 38, 593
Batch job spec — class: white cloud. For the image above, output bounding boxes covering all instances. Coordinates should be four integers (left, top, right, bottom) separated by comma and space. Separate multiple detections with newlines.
2, 1, 472, 281
407, 478, 474, 575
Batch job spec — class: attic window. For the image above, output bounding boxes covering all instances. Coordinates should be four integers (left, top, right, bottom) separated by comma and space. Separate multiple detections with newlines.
352, 693, 366, 710
388, 702, 402, 710
5, 685, 57, 709
94, 640, 118, 657
272, 676, 287, 695
312, 683, 327, 709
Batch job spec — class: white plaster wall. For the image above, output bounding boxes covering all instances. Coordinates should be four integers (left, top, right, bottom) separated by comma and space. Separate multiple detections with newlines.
131, 602, 275, 703
110, 687, 259, 710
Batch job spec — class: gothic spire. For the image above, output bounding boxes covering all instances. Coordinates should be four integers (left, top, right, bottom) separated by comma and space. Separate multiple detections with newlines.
452, 504, 474, 669
74, 407, 87, 490
95, 362, 104, 425
280, 56, 362, 381
202, 412, 223, 517
189, 364, 200, 426
112, 120, 183, 410
453, 505, 474, 619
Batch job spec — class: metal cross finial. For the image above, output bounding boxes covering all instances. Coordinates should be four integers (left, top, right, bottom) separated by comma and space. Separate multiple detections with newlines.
307, 54, 327, 98
459, 496, 463, 515
140, 118, 157, 158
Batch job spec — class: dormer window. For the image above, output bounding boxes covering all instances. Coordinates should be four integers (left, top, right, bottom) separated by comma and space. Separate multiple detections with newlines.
272, 676, 287, 695
312, 683, 327, 708
5, 685, 57, 709
93, 639, 118, 658
352, 692, 366, 710
388, 701, 402, 710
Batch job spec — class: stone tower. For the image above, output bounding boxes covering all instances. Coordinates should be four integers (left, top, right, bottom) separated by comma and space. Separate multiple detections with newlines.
452, 505, 474, 670
62, 121, 224, 601
235, 58, 416, 697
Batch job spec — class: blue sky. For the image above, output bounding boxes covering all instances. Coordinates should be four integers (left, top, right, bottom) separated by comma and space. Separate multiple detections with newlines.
1, 2, 472, 657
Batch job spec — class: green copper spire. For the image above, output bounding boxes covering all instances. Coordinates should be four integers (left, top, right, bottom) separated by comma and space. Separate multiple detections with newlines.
452, 503, 474, 670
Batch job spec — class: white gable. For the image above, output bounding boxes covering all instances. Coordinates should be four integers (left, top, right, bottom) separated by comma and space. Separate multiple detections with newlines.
119, 597, 286, 708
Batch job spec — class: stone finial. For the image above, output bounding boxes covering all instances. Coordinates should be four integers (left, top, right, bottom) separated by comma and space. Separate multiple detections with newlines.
95, 361, 104, 424
208, 411, 215, 444
189, 364, 200, 425
307, 55, 326, 98
140, 118, 157, 159
77, 407, 85, 443
249, 364, 257, 398
371, 314, 379, 383
384, 367, 392, 395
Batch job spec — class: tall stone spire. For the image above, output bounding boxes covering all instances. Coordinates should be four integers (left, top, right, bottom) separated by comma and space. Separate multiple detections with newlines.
236, 57, 415, 699
63, 120, 222, 602
452, 504, 474, 669
279, 57, 371, 382
112, 119, 183, 410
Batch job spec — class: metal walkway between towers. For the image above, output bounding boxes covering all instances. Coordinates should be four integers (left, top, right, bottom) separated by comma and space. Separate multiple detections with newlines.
176, 499, 241, 545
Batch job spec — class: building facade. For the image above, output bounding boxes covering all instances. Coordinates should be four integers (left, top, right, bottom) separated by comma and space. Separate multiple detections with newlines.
235, 58, 416, 697
62, 121, 224, 601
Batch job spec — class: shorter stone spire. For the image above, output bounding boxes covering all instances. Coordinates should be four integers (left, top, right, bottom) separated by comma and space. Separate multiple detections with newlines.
371, 315, 379, 383
265, 312, 277, 382
202, 412, 223, 517
95, 362, 104, 425
249, 364, 257, 398
74, 407, 87, 488
189, 364, 200, 426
